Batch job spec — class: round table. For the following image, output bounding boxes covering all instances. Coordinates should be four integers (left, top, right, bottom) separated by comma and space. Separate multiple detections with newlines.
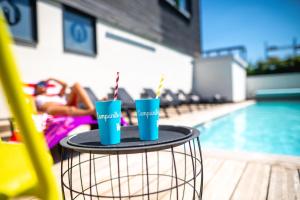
60, 125, 203, 200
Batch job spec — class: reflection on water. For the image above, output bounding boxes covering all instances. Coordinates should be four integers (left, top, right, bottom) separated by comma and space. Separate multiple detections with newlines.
198, 102, 300, 156
232, 111, 246, 150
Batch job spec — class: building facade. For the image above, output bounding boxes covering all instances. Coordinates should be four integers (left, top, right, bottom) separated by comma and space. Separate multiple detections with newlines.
0, 0, 201, 117
59, 0, 201, 56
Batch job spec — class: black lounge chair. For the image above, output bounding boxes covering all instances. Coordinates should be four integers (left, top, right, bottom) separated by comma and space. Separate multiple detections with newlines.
162, 89, 192, 114
212, 94, 227, 103
109, 87, 135, 125
140, 88, 170, 118
177, 90, 194, 103
80, 87, 100, 129
176, 90, 216, 110
177, 89, 227, 104
85, 87, 135, 126
177, 89, 202, 109
177, 90, 214, 104
83, 87, 99, 105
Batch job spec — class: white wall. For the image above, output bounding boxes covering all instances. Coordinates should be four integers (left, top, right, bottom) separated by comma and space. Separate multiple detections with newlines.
0, 0, 193, 118
194, 56, 232, 100
247, 73, 300, 98
232, 62, 246, 101
193, 55, 247, 102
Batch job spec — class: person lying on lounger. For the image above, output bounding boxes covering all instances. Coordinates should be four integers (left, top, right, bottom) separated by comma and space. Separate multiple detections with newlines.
34, 78, 96, 116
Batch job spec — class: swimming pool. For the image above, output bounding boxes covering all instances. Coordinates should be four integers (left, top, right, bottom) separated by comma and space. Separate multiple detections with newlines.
198, 101, 300, 156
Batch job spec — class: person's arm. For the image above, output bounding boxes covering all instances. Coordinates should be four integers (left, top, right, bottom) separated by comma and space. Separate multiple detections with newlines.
46, 78, 67, 97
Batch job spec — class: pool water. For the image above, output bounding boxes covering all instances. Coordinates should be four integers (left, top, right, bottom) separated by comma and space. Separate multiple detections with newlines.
198, 101, 300, 156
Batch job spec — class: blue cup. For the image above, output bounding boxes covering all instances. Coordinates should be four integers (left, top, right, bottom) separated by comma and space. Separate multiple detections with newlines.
135, 98, 160, 141
95, 100, 121, 145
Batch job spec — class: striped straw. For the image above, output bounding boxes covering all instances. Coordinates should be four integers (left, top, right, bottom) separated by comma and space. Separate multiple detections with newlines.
113, 72, 119, 100
156, 75, 164, 98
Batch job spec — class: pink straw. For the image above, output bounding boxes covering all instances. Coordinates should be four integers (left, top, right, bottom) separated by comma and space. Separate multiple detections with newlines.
113, 72, 119, 100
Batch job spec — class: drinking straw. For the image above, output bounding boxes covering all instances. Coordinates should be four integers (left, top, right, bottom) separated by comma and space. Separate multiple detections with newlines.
156, 75, 164, 98
113, 72, 119, 100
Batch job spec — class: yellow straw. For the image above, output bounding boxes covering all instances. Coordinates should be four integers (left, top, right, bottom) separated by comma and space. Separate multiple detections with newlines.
156, 75, 164, 98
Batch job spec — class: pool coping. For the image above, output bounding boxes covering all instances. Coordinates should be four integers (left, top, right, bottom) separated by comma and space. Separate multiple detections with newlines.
202, 148, 300, 168
161, 100, 300, 165
160, 100, 256, 128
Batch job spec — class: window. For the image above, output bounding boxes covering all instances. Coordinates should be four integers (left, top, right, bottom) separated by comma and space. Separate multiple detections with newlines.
178, 0, 191, 15
0, 0, 37, 43
165, 0, 191, 18
63, 6, 97, 56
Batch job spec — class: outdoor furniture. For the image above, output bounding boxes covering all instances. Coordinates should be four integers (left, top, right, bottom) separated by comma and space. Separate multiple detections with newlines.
8, 84, 99, 149
211, 94, 227, 104
83, 87, 128, 127
0, 13, 61, 199
60, 125, 203, 199
83, 87, 99, 108
163, 89, 192, 114
109, 87, 136, 125
178, 90, 226, 105
141, 88, 171, 118
177, 89, 199, 108
0, 118, 14, 140
177, 90, 212, 109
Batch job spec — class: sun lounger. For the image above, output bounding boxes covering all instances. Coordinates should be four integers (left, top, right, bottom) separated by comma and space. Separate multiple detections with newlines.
213, 94, 227, 103
178, 90, 226, 104
83, 87, 99, 106
141, 88, 170, 118
44, 115, 97, 149
109, 87, 136, 125
7, 83, 98, 149
84, 87, 128, 126
10, 86, 128, 149
177, 89, 202, 109
162, 89, 192, 114
177, 89, 224, 105
177, 89, 194, 104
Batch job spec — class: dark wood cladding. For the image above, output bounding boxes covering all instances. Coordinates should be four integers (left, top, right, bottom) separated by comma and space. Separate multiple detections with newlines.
59, 0, 201, 56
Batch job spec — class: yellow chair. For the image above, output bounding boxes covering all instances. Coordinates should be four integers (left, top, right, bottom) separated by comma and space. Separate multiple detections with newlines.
0, 11, 61, 200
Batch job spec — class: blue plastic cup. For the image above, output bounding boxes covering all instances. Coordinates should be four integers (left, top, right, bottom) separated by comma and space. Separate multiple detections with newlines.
135, 98, 160, 141
95, 100, 121, 145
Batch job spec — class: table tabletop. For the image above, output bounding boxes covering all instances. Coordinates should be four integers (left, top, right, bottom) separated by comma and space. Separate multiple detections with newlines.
60, 125, 200, 154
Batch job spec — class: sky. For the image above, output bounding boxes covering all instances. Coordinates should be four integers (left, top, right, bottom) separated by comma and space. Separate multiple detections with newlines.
201, 0, 300, 62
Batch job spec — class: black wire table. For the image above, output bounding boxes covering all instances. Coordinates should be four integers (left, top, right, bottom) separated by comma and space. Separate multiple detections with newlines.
60, 125, 203, 200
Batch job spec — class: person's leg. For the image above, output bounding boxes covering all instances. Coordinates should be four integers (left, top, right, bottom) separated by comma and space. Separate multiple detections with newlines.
45, 105, 95, 116
67, 83, 94, 110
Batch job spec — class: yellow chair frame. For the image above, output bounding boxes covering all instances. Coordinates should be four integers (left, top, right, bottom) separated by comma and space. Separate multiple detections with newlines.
0, 11, 61, 199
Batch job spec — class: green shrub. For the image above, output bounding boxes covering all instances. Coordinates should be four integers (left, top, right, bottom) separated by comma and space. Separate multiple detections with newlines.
247, 56, 300, 76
